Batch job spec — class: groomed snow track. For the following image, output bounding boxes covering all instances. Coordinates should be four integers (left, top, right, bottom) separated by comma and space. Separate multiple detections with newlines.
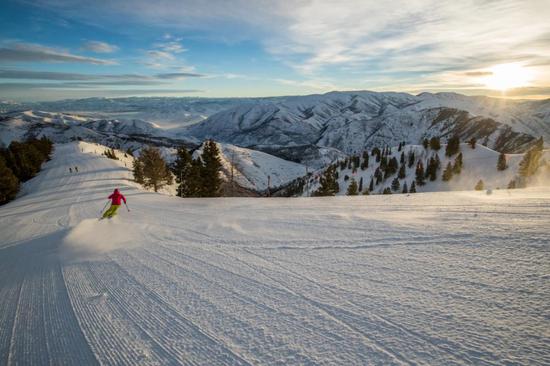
0, 142, 549, 365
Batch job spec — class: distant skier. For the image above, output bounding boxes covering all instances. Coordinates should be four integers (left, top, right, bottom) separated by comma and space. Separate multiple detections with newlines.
75, 166, 78, 172
102, 188, 128, 219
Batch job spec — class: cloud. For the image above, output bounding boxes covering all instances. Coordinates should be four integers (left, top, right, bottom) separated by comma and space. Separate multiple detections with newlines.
0, 69, 204, 81
464, 71, 493, 77
0, 43, 116, 64
81, 40, 119, 53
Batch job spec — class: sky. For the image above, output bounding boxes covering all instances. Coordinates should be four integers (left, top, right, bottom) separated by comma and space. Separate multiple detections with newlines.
0, 0, 549, 101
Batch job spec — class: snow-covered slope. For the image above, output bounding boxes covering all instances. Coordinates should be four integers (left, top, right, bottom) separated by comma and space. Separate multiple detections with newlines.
186, 91, 547, 159
303, 143, 543, 196
205, 142, 308, 191
0, 142, 549, 364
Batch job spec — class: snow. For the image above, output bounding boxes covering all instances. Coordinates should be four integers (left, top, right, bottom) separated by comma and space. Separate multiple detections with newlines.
0, 142, 549, 365
305, 143, 537, 196
194, 142, 308, 191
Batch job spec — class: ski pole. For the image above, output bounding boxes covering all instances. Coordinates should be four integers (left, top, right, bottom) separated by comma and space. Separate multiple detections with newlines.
99, 200, 109, 216
124, 202, 130, 212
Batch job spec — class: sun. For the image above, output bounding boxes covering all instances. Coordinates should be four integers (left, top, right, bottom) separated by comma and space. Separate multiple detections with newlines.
483, 63, 533, 91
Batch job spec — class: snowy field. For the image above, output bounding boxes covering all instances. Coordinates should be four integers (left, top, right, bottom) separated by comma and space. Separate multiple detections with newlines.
0, 142, 549, 365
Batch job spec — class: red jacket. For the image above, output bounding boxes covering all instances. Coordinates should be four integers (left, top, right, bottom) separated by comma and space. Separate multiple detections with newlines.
108, 189, 126, 205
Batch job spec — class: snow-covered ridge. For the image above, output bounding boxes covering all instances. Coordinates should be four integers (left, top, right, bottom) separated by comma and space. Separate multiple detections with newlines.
186, 91, 547, 157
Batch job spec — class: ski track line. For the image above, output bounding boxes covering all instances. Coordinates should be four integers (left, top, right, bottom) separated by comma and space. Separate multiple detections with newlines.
92, 257, 253, 366
243, 249, 483, 366
118, 249, 327, 365
152, 241, 406, 365
64, 264, 166, 365
138, 243, 383, 364
131, 246, 351, 363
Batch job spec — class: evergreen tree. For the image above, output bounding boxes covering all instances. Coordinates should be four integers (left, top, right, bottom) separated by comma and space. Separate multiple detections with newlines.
360, 154, 369, 170
358, 177, 363, 192
408, 151, 415, 168
398, 163, 406, 179
415, 161, 426, 186
497, 152, 508, 171
362, 188, 370, 195
453, 153, 463, 174
132, 158, 144, 184
172, 146, 197, 197
426, 156, 438, 181
429, 136, 441, 151
507, 179, 517, 189
518, 138, 543, 178
135, 146, 173, 192
126, 147, 134, 157
200, 140, 223, 197
391, 177, 400, 192
442, 162, 453, 181
468, 137, 477, 149
384, 157, 399, 178
398, 142, 402, 152
0, 155, 19, 205
347, 178, 359, 195
375, 167, 383, 185
382, 187, 392, 194
409, 181, 417, 193
6, 141, 44, 181
402, 182, 408, 194
369, 177, 374, 191
475, 179, 484, 191
314, 165, 339, 196
445, 136, 460, 157
422, 138, 429, 149
400, 151, 405, 164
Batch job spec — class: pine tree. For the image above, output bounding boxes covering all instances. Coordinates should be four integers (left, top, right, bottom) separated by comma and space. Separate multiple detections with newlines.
398, 163, 406, 179
360, 154, 369, 170
369, 177, 374, 191
347, 178, 359, 195
445, 136, 460, 157
136, 146, 173, 192
408, 151, 415, 168
518, 138, 543, 178
497, 152, 508, 171
453, 153, 463, 174
398, 142, 402, 152
382, 187, 392, 194
425, 156, 438, 181
358, 177, 363, 192
132, 158, 144, 184
475, 180, 484, 191
402, 182, 408, 194
0, 155, 19, 205
415, 161, 426, 186
429, 136, 441, 151
507, 179, 516, 189
409, 181, 417, 193
314, 165, 339, 196
442, 162, 453, 181
172, 146, 196, 197
400, 151, 405, 164
422, 138, 429, 149
200, 140, 223, 197
391, 177, 400, 192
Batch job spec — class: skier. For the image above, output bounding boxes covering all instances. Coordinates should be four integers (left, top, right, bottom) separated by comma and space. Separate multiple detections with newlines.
102, 188, 128, 219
